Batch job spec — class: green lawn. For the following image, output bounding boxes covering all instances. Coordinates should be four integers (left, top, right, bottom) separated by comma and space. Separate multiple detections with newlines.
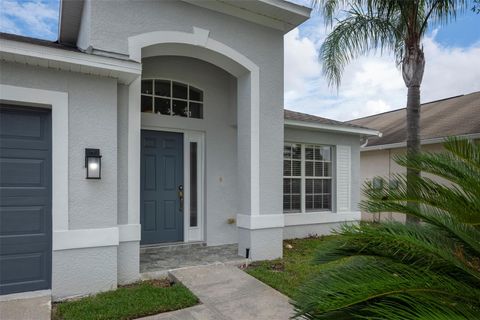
52, 279, 198, 320
245, 236, 331, 298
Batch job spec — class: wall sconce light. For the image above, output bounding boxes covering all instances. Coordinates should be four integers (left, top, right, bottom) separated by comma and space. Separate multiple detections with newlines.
85, 148, 102, 179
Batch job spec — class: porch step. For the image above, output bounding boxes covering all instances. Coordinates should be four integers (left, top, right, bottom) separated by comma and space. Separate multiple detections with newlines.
140, 243, 244, 274
140, 241, 206, 254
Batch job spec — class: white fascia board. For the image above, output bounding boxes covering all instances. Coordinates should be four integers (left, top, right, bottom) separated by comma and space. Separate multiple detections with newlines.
181, 0, 310, 33
361, 133, 480, 151
285, 119, 382, 137
0, 38, 141, 84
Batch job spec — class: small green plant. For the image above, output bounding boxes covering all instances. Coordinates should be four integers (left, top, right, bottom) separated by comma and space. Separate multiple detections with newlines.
292, 138, 480, 319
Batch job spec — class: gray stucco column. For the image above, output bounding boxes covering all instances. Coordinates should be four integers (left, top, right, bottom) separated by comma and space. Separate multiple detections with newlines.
235, 73, 284, 261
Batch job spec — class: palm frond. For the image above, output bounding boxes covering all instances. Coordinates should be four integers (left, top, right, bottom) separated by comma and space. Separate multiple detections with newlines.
314, 222, 480, 282
320, 5, 402, 87
293, 139, 480, 319
293, 256, 480, 319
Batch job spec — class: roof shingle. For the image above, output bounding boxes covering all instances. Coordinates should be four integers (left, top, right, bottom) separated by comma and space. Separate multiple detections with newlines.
347, 91, 480, 147
284, 109, 373, 131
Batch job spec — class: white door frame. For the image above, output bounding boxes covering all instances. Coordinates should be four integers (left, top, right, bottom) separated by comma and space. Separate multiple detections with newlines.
141, 125, 205, 243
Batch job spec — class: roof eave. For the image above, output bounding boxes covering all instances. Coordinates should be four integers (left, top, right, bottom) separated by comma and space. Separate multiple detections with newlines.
361, 132, 480, 151
0, 37, 141, 84
285, 119, 382, 137
181, 0, 311, 33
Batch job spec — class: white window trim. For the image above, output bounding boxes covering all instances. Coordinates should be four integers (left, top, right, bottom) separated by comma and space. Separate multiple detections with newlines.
184, 131, 205, 242
284, 142, 334, 215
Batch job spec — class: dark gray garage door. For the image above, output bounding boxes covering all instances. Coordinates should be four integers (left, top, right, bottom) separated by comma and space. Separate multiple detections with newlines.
0, 104, 52, 295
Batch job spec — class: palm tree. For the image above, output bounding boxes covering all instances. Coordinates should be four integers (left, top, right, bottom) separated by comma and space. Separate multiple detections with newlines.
313, 0, 469, 223
292, 137, 480, 319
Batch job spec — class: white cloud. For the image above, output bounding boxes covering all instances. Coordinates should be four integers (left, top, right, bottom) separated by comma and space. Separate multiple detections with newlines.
284, 28, 322, 101
285, 25, 480, 121
0, 0, 58, 39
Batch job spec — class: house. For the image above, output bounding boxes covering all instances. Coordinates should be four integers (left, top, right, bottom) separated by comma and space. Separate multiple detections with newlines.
348, 91, 480, 222
0, 0, 379, 300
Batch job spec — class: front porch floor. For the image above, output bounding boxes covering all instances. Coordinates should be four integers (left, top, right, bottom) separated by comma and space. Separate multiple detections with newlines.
140, 243, 246, 275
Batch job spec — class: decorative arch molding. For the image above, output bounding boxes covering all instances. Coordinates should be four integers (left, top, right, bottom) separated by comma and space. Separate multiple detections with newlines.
125, 27, 261, 235
128, 27, 259, 76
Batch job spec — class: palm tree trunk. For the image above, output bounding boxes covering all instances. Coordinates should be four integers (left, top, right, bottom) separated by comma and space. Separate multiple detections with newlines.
402, 45, 425, 224
405, 85, 421, 224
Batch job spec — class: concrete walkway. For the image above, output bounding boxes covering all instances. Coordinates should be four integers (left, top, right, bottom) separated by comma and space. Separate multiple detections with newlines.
140, 264, 294, 320
0, 291, 51, 320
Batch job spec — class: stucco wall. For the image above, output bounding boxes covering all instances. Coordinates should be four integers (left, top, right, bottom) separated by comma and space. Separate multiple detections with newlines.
52, 246, 117, 300
140, 56, 238, 245
0, 61, 118, 229
283, 222, 343, 240
79, 0, 285, 218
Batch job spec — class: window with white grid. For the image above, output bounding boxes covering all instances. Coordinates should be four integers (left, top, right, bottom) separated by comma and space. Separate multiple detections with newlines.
283, 143, 333, 213
141, 79, 203, 119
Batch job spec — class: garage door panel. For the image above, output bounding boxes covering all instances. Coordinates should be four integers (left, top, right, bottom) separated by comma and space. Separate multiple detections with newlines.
0, 206, 47, 236
0, 253, 49, 294
0, 106, 50, 150
0, 158, 46, 187
0, 105, 52, 295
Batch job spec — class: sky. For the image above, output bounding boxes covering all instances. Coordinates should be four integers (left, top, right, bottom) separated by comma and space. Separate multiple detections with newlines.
1, 0, 479, 121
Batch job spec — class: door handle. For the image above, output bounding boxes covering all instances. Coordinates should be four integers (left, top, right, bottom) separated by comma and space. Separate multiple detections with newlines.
178, 185, 184, 211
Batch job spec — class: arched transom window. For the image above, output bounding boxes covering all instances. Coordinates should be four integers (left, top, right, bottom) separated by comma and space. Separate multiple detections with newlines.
141, 79, 203, 119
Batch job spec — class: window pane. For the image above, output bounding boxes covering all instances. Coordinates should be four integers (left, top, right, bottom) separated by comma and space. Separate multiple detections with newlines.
323, 179, 331, 194
189, 86, 203, 101
321, 147, 331, 161
172, 82, 188, 99
292, 145, 301, 159
291, 179, 301, 194
172, 99, 188, 117
305, 161, 313, 176
283, 195, 291, 211
314, 146, 322, 160
291, 195, 301, 211
283, 160, 291, 176
305, 179, 313, 194
190, 142, 198, 227
314, 195, 322, 209
306, 195, 313, 210
292, 160, 301, 176
284, 145, 292, 159
314, 179, 323, 193
189, 102, 203, 119
314, 162, 324, 177
305, 147, 314, 160
141, 95, 153, 113
324, 162, 331, 177
283, 178, 291, 194
322, 194, 331, 209
141, 80, 153, 95
155, 80, 170, 97
155, 98, 170, 115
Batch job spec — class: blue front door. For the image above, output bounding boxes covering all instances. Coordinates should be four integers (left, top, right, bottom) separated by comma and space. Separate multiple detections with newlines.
141, 130, 184, 244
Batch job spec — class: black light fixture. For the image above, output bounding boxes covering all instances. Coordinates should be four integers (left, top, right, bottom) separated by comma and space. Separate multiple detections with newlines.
85, 148, 102, 179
